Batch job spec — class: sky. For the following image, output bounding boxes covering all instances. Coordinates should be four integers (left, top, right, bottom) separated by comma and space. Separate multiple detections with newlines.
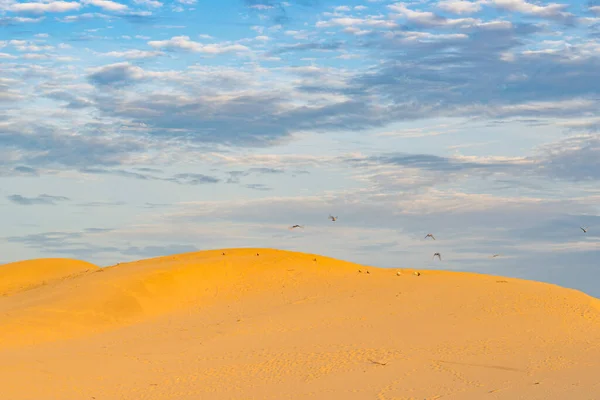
1, 0, 600, 296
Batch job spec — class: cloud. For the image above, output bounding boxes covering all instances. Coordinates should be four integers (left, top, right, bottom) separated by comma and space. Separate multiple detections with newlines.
99, 49, 164, 59
8, 1, 81, 14
268, 41, 344, 54
81, 0, 128, 12
0, 120, 149, 170
43, 90, 94, 108
536, 134, 600, 181
246, 183, 272, 191
316, 16, 398, 29
353, 152, 525, 173
0, 16, 45, 25
166, 173, 220, 185
133, 0, 163, 7
484, 0, 575, 23
56, 12, 110, 22
147, 36, 250, 54
7, 194, 70, 205
387, 3, 479, 28
87, 62, 145, 87
437, 0, 482, 14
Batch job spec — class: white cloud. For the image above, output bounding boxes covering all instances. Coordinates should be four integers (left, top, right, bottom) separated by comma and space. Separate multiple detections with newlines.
388, 2, 479, 27
333, 5, 351, 11
250, 4, 273, 10
9, 1, 81, 14
9, 40, 54, 52
81, 0, 128, 12
484, 0, 573, 20
437, 0, 482, 14
99, 49, 164, 59
147, 36, 250, 54
316, 17, 398, 28
133, 0, 162, 7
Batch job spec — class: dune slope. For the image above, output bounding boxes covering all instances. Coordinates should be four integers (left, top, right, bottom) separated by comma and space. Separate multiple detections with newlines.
0, 258, 98, 296
1, 248, 600, 399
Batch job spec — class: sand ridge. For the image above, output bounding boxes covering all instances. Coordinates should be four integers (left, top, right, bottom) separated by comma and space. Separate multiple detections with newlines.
0, 257, 99, 296
1, 248, 600, 399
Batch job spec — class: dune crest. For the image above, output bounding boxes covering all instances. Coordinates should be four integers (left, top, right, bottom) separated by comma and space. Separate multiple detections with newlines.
1, 248, 600, 399
0, 248, 359, 348
0, 258, 98, 296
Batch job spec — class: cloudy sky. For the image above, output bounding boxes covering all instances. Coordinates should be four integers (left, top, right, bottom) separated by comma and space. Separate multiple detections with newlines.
1, 0, 599, 295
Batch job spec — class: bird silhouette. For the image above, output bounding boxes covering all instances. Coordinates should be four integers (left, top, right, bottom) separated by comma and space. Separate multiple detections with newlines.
491, 254, 501, 258
433, 252, 442, 261
289, 225, 304, 230
425, 233, 436, 240
329, 215, 338, 222
581, 226, 588, 233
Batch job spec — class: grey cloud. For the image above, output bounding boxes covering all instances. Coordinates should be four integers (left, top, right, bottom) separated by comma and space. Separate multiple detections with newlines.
83, 19, 599, 152
7, 194, 70, 205
246, 183, 272, 191
350, 23, 600, 111
12, 166, 39, 176
77, 201, 127, 207
537, 135, 600, 181
88, 63, 143, 87
248, 167, 285, 174
3, 229, 120, 262
352, 134, 600, 183
356, 153, 520, 173
167, 173, 220, 185
242, 0, 322, 24
6, 231, 82, 247
84, 227, 115, 233
78, 168, 221, 185
269, 41, 344, 55
226, 167, 285, 183
43, 90, 93, 108
78, 167, 155, 180
0, 122, 148, 169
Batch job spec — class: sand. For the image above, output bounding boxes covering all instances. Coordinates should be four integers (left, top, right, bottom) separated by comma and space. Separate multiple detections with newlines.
1, 248, 600, 399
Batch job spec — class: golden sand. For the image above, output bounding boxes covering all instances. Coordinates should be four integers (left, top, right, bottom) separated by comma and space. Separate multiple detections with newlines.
1, 248, 599, 399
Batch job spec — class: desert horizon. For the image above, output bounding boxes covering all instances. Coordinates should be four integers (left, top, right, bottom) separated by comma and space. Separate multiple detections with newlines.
2, 0, 600, 397
2, 248, 600, 399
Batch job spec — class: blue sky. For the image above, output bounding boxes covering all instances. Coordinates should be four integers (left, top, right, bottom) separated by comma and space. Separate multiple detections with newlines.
1, 0, 600, 296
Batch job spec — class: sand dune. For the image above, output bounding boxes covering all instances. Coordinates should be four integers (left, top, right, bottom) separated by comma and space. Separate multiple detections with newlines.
0, 257, 98, 296
1, 248, 600, 399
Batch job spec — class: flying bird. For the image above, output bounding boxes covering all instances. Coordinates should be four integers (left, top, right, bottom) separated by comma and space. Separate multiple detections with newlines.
433, 252, 442, 261
491, 254, 501, 258
581, 226, 588, 233
425, 233, 436, 240
329, 215, 338, 222
289, 225, 304, 230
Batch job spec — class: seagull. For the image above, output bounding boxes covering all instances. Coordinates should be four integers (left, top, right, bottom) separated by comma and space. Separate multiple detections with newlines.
491, 254, 501, 258
581, 226, 588, 233
289, 224, 304, 230
329, 215, 338, 222
425, 233, 436, 240
433, 252, 442, 261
